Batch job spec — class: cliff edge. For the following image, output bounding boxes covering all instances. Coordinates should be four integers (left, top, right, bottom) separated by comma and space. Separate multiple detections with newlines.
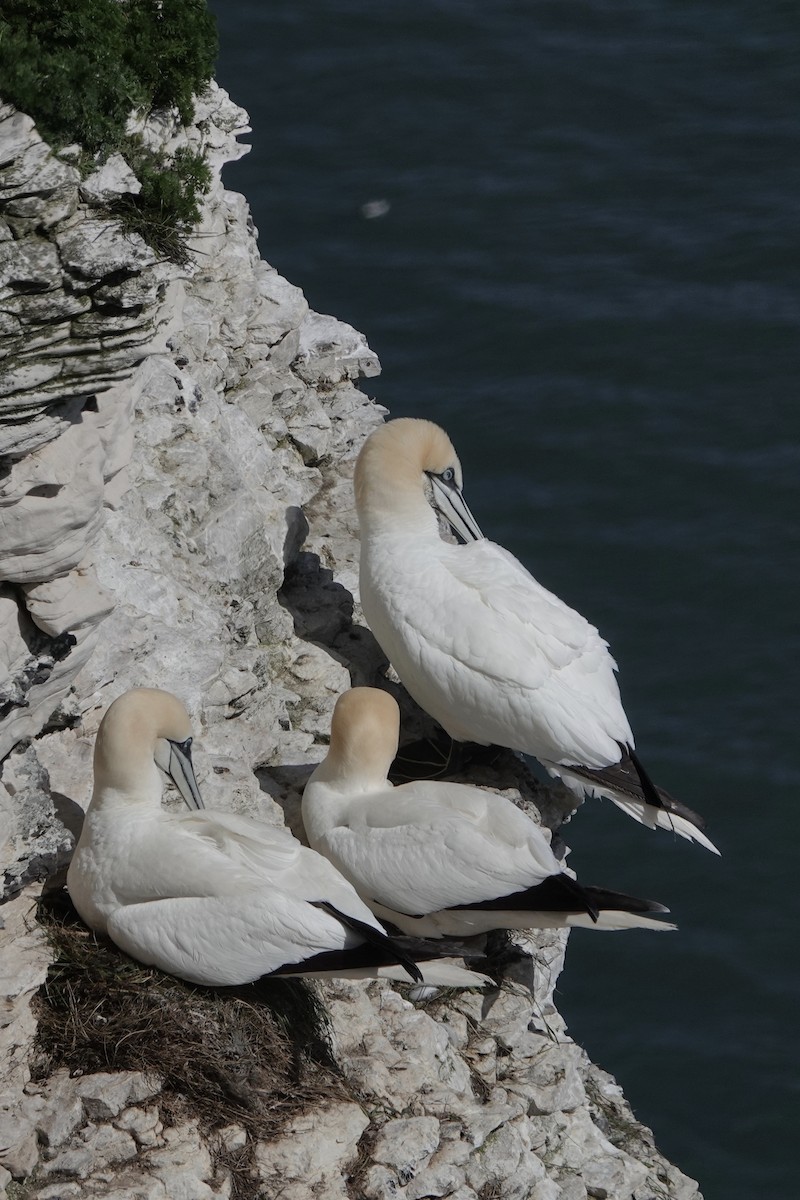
0, 83, 701, 1200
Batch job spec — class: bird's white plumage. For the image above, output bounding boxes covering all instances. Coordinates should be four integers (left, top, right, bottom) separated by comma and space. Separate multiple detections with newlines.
354, 418, 717, 852
362, 532, 630, 765
306, 778, 558, 917
303, 688, 675, 937
67, 688, 488, 987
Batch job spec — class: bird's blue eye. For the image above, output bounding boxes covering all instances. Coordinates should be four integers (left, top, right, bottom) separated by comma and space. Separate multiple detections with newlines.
441, 467, 455, 484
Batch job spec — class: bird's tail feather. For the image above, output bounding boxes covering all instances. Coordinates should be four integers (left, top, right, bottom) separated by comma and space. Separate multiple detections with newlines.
565, 911, 677, 932
606, 794, 721, 855
554, 763, 720, 855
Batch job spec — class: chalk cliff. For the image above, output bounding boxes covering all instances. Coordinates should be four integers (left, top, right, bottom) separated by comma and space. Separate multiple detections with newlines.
0, 87, 701, 1200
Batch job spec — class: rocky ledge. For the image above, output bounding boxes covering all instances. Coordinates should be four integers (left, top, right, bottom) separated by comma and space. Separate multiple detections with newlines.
0, 84, 701, 1200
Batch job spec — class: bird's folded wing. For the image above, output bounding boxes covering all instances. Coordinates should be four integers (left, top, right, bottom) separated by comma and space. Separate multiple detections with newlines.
440, 538, 616, 689
318, 800, 556, 916
400, 539, 634, 759
174, 810, 389, 931
176, 809, 303, 875
385, 780, 560, 875
107, 890, 357, 986
279, 842, 394, 930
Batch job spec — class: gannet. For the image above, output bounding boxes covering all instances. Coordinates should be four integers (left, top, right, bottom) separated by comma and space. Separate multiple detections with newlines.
303, 688, 676, 937
354, 418, 718, 853
67, 688, 488, 987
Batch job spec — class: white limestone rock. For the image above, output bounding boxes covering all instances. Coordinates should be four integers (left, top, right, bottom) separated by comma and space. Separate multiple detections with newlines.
371, 1116, 441, 1183
0, 358, 62, 404
254, 265, 309, 342
530, 1183, 561, 1200
0, 133, 80, 233
556, 1176, 589, 1200
0, 107, 37, 166
0, 417, 107, 582
0, 614, 98, 767
361, 1164, 402, 1200
0, 395, 85, 462
41, 1122, 138, 1177
253, 1101, 369, 1199
22, 561, 115, 637
0, 1110, 39, 1179
0, 745, 72, 897
504, 1038, 587, 1116
457, 1097, 526, 1155
114, 1106, 164, 1150
0, 237, 61, 294
293, 310, 381, 386
21, 1069, 84, 1148
464, 1117, 548, 1199
142, 1120, 217, 1200
55, 218, 156, 282
37, 1178, 168, 1200
75, 1072, 160, 1121
79, 153, 142, 204
0, 890, 53, 1152
0, 782, 14, 859
404, 1162, 468, 1200
28, 1184, 83, 1200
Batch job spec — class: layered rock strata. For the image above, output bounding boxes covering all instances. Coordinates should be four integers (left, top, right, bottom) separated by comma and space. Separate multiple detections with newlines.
0, 85, 701, 1199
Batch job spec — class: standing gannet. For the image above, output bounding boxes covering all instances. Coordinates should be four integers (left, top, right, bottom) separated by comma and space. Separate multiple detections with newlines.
354, 418, 718, 853
67, 688, 488, 987
302, 688, 676, 937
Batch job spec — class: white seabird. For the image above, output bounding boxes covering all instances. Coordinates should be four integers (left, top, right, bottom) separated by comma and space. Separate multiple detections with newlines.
67, 688, 488, 987
354, 418, 718, 854
303, 688, 677, 937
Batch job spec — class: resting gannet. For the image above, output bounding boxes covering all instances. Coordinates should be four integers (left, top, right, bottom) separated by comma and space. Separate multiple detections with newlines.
67, 688, 488, 987
302, 688, 676, 937
354, 419, 717, 854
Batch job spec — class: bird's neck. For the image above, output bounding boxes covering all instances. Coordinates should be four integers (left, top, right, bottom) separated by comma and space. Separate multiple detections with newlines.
87, 768, 164, 815
358, 479, 442, 541
303, 762, 391, 844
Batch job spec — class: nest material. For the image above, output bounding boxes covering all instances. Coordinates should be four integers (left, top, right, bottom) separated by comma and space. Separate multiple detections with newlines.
33, 890, 347, 1146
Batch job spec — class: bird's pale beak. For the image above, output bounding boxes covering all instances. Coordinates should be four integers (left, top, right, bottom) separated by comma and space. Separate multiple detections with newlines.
428, 476, 484, 544
155, 736, 205, 810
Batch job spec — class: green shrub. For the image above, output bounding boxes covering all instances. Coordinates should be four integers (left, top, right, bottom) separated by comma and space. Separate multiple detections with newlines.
0, 0, 134, 151
126, 0, 217, 124
0, 0, 218, 260
116, 143, 213, 261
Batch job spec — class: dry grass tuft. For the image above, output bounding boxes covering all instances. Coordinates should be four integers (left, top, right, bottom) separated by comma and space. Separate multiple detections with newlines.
33, 890, 350, 1198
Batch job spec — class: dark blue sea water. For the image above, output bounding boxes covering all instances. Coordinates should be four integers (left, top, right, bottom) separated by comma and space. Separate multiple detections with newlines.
209, 3, 799, 1195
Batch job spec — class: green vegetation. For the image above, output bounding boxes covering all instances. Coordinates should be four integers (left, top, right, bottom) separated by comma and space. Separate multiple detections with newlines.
118, 142, 213, 262
0, 0, 218, 260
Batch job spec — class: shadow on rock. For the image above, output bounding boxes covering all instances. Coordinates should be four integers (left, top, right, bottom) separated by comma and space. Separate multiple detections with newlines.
279, 549, 393, 689
254, 761, 313, 841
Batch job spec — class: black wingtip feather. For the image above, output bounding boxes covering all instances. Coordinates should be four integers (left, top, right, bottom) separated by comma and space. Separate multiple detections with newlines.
269, 944, 422, 979
445, 873, 669, 921
448, 872, 600, 922
582, 885, 671, 915
313, 901, 423, 983
621, 743, 664, 811
569, 743, 711, 832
